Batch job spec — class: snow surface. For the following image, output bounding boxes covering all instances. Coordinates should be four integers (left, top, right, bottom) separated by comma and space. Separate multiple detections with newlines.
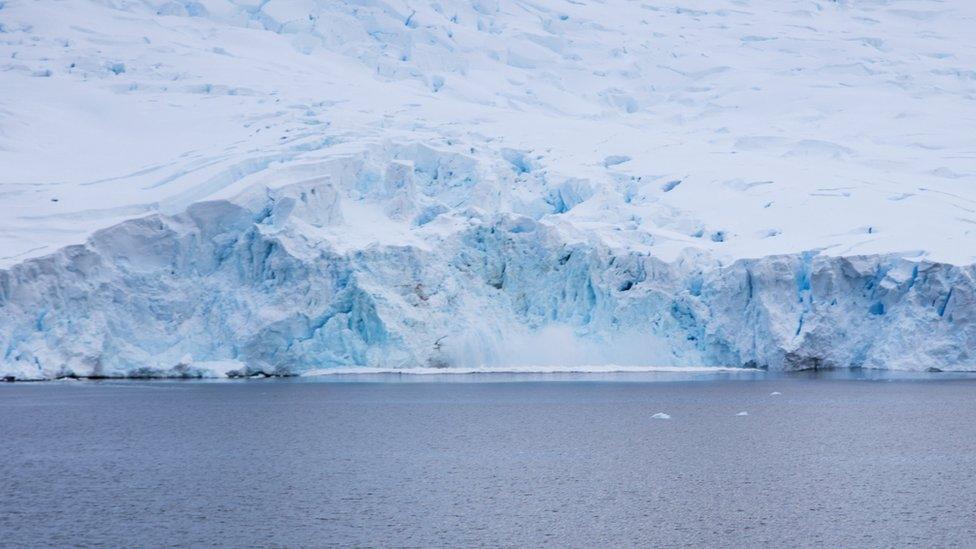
1, 0, 975, 378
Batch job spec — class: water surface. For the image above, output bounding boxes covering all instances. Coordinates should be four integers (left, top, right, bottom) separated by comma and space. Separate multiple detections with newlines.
2, 372, 976, 546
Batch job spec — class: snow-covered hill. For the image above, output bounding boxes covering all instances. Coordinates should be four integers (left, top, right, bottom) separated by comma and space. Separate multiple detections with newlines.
1, 0, 975, 378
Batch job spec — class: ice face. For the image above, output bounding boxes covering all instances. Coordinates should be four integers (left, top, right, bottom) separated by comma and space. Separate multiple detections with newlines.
1, 161, 974, 379
1, 1, 975, 378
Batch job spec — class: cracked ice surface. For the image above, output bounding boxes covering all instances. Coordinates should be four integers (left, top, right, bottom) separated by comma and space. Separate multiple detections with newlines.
0, 1, 975, 378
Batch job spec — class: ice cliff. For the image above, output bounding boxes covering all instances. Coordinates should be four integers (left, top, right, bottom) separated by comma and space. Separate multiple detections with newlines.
2, 147, 974, 379
1, 1, 974, 378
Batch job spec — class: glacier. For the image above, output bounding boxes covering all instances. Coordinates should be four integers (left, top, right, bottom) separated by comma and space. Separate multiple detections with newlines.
1, 0, 975, 378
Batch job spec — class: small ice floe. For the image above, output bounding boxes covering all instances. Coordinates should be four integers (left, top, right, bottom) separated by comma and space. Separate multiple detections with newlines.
769, 391, 782, 396
736, 411, 749, 416
651, 412, 671, 420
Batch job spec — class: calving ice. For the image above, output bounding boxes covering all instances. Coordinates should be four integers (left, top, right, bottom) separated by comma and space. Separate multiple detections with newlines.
1, 0, 974, 378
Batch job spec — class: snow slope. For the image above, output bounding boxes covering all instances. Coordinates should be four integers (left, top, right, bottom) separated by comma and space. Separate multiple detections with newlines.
1, 0, 975, 378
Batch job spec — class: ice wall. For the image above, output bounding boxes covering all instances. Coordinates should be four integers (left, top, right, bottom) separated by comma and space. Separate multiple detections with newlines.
2, 165, 973, 379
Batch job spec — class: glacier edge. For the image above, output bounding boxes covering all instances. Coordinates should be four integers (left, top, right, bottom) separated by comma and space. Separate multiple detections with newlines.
1, 189, 973, 380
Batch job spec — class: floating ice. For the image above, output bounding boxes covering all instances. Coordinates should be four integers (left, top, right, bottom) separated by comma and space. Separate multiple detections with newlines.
651, 413, 671, 420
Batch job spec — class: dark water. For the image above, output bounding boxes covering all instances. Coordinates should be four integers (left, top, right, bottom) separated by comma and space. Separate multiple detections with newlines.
3, 373, 976, 547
